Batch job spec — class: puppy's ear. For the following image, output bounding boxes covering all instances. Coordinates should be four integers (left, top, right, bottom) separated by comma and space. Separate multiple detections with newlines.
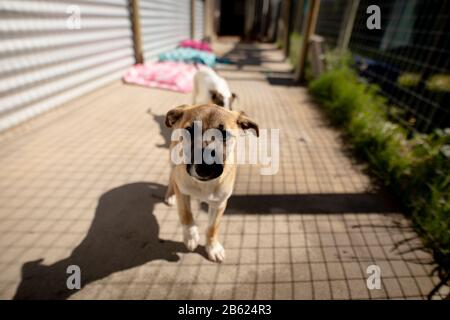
209, 90, 224, 106
165, 104, 188, 128
230, 92, 238, 108
236, 111, 259, 137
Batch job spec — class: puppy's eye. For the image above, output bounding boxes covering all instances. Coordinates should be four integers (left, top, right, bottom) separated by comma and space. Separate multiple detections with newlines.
184, 125, 194, 133
221, 129, 232, 141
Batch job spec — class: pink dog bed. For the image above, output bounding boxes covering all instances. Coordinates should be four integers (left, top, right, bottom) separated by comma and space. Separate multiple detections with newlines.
123, 61, 197, 93
179, 39, 212, 52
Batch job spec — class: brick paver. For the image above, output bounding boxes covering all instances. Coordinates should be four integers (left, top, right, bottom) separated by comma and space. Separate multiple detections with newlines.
0, 39, 447, 300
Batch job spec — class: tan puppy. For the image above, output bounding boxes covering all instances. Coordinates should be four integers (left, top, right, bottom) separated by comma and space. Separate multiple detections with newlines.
165, 104, 258, 262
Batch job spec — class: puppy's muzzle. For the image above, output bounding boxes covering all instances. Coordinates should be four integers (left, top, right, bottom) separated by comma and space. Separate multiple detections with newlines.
196, 163, 223, 180
187, 162, 224, 181
186, 139, 225, 181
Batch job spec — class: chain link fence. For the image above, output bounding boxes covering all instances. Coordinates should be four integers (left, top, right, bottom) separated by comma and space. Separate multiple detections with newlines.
315, 0, 450, 133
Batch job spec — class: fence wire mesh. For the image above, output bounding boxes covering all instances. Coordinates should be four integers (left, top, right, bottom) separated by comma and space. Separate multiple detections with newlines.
315, 0, 450, 133
315, 0, 348, 48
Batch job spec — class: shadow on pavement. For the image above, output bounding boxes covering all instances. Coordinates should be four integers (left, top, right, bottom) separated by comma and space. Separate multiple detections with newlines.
227, 192, 401, 214
150, 112, 172, 149
14, 182, 206, 300
218, 42, 297, 85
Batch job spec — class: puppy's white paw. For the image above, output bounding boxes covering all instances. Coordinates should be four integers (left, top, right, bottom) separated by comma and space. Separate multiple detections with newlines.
206, 242, 225, 263
165, 195, 176, 206
183, 225, 200, 251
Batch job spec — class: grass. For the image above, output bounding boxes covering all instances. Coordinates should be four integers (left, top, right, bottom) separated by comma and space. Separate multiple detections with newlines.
308, 56, 450, 280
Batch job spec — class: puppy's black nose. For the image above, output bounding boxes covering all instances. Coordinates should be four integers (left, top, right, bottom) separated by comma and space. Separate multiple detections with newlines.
195, 163, 223, 180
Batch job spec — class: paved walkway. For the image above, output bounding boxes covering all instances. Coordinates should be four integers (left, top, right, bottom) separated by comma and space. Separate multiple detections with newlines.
0, 39, 447, 299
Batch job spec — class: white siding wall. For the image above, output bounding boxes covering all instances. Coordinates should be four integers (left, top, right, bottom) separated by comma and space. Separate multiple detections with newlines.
140, 0, 191, 62
0, 0, 135, 131
194, 0, 205, 40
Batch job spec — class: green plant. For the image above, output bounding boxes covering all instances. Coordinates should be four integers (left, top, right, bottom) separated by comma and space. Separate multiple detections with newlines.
397, 72, 421, 88
289, 32, 302, 69
427, 74, 450, 92
309, 57, 450, 278
409, 130, 450, 261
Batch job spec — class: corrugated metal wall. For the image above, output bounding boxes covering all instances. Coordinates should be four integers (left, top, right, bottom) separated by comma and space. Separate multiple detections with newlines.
140, 0, 191, 62
194, 0, 205, 40
0, 0, 207, 131
0, 0, 135, 131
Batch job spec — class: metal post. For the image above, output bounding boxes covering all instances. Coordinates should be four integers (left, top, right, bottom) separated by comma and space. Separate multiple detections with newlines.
337, 0, 360, 51
204, 0, 215, 41
282, 0, 292, 58
295, 0, 320, 82
130, 0, 143, 64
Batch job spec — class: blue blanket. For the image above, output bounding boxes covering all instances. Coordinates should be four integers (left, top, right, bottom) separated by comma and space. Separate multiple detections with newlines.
159, 48, 216, 67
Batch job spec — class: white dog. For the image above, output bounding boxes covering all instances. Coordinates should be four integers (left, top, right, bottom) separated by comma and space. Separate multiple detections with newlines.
192, 66, 237, 109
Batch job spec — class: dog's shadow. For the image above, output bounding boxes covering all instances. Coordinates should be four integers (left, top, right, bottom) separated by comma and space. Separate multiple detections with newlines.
13, 182, 205, 300
150, 112, 172, 149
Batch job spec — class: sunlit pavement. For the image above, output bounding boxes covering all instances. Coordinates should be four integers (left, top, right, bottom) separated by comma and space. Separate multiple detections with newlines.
0, 39, 447, 300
